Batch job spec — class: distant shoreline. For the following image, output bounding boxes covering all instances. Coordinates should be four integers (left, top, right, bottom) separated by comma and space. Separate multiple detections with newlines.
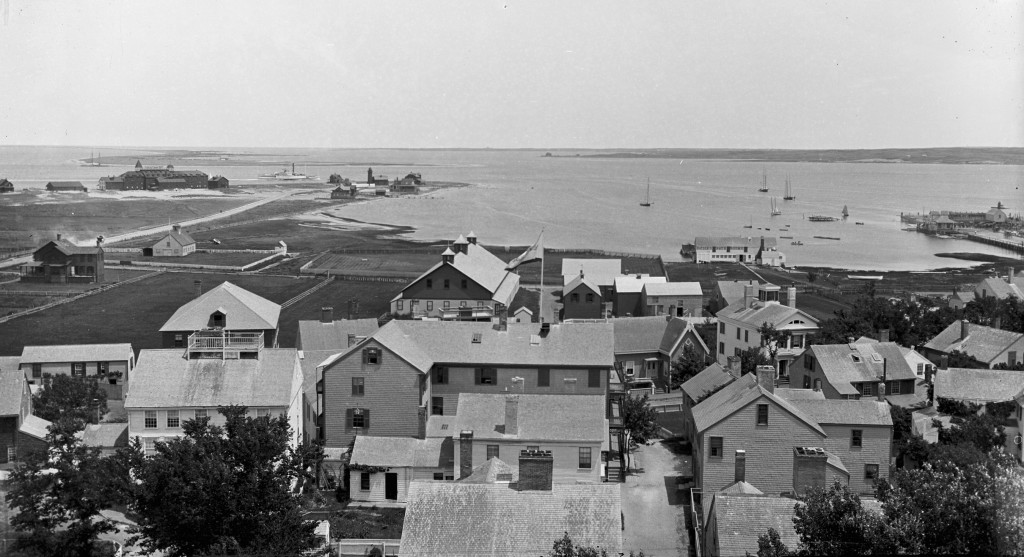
542, 147, 1024, 165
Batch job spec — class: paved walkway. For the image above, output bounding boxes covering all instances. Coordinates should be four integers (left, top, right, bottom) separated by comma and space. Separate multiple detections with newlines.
620, 440, 692, 557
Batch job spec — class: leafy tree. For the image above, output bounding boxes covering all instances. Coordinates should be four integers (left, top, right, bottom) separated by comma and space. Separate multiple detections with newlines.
811, 295, 960, 348
738, 346, 772, 376
939, 412, 1006, 453
753, 527, 792, 557
670, 344, 711, 387
757, 322, 790, 362
550, 531, 645, 557
6, 418, 115, 557
792, 481, 891, 556
944, 349, 987, 369
620, 394, 660, 472
32, 375, 108, 424
128, 407, 325, 557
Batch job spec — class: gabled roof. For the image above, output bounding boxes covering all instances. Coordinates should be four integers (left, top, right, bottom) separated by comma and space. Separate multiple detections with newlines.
719, 481, 764, 496
19, 414, 51, 440
695, 236, 777, 249
0, 356, 22, 375
786, 399, 893, 427
400, 243, 518, 303
692, 374, 825, 436
773, 388, 826, 401
611, 316, 707, 356
0, 369, 26, 416
296, 317, 379, 351
680, 363, 735, 403
78, 423, 129, 449
924, 320, 1023, 364
161, 228, 195, 246
564, 274, 601, 296
560, 259, 621, 287
643, 282, 702, 297
710, 495, 800, 557
350, 436, 450, 469
975, 277, 1024, 300
20, 343, 133, 365
613, 275, 666, 294
461, 457, 518, 483
716, 281, 758, 307
454, 393, 606, 442
323, 320, 614, 373
400, 482, 622, 557
159, 282, 280, 332
39, 238, 102, 256
124, 348, 299, 409
934, 367, 1024, 404
718, 299, 817, 329
807, 342, 919, 395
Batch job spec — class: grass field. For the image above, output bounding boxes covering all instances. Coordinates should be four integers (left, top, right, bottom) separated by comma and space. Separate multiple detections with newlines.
0, 269, 155, 292
277, 280, 403, 347
304, 252, 440, 276
0, 272, 317, 355
107, 251, 273, 266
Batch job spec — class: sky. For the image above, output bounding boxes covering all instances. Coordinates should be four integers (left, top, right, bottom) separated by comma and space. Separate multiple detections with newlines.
0, 1, 1021, 149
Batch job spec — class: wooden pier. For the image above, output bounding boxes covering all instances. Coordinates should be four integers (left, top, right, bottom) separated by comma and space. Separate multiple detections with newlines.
965, 233, 1024, 255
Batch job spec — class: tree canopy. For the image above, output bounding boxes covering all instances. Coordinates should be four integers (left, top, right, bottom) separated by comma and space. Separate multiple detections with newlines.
32, 375, 107, 424
670, 344, 711, 388
620, 394, 660, 472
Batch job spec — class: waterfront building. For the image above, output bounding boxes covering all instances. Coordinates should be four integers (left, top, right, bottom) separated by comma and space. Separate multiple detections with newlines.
207, 175, 229, 189
986, 202, 1009, 223
0, 179, 13, 193
151, 224, 196, 257
45, 181, 87, 192
159, 281, 281, 349
19, 234, 104, 284
389, 232, 520, 320
691, 236, 776, 264
109, 160, 209, 190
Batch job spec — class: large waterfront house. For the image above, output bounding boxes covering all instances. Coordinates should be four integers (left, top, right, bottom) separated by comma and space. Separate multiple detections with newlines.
715, 283, 819, 379
0, 369, 51, 466
562, 271, 604, 320
20, 235, 104, 284
317, 319, 614, 449
124, 343, 304, 455
19, 343, 134, 400
104, 160, 209, 190
691, 236, 777, 264
788, 341, 921, 405
611, 316, 710, 391
159, 281, 282, 349
45, 181, 87, 192
389, 233, 520, 320
922, 320, 1024, 369
0, 179, 13, 193
691, 367, 892, 510
150, 225, 196, 257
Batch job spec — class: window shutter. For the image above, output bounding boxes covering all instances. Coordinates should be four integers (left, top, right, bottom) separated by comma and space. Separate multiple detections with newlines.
361, 350, 367, 364
363, 410, 370, 430
475, 368, 482, 384
346, 408, 354, 430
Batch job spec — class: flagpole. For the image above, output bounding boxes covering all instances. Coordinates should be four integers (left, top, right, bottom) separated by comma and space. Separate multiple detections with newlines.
540, 246, 545, 323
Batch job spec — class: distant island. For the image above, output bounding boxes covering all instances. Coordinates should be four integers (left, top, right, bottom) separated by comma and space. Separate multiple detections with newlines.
546, 147, 1024, 165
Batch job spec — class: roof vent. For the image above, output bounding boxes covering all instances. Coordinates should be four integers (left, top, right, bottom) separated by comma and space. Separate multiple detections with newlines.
871, 353, 883, 363
850, 354, 861, 363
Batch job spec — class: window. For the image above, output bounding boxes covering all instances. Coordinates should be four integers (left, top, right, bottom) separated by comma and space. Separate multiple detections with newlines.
916, 362, 924, 375
538, 368, 550, 387
720, 322, 726, 334
144, 411, 157, 429
7, 447, 15, 463
756, 404, 769, 425
426, 301, 433, 311
445, 475, 454, 480
443, 301, 450, 309
709, 437, 723, 458
852, 429, 863, 448
865, 464, 879, 481
426, 279, 433, 288
588, 369, 601, 388
719, 342, 725, 355
31, 363, 41, 379
734, 348, 742, 357
461, 279, 468, 289
98, 362, 109, 375
460, 301, 467, 307
890, 381, 901, 395
443, 279, 450, 290
805, 356, 815, 370
433, 472, 444, 480
360, 472, 371, 490
586, 293, 594, 303
257, 408, 270, 418
397, 300, 403, 311
475, 368, 497, 385
1010, 351, 1018, 366
803, 375, 811, 388
72, 362, 85, 377
352, 377, 365, 396
571, 293, 579, 303
195, 409, 208, 420
736, 327, 741, 340
579, 447, 593, 469
431, 396, 444, 416
362, 348, 381, 365
352, 409, 367, 429
861, 383, 872, 397
432, 367, 448, 384
744, 330, 749, 343
166, 410, 179, 428
486, 445, 499, 460
477, 301, 486, 307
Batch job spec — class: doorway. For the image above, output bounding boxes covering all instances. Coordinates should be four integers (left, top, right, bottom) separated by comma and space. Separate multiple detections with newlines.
384, 473, 398, 501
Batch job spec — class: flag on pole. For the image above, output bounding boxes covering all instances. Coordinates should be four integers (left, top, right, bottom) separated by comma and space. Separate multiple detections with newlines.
506, 231, 543, 270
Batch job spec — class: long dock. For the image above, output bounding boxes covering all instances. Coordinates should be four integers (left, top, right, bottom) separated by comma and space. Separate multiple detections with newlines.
965, 233, 1024, 255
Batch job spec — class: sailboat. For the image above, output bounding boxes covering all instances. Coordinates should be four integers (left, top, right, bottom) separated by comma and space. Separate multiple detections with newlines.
842, 205, 850, 219
770, 197, 782, 216
81, 150, 102, 167
783, 176, 795, 200
640, 178, 651, 207
758, 169, 769, 192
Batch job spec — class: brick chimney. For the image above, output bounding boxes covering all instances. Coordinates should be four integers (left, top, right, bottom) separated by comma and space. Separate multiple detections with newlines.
347, 333, 357, 347
961, 320, 970, 340
194, 280, 202, 297
878, 329, 890, 343
743, 283, 754, 309
792, 447, 827, 496
786, 285, 797, 308
924, 365, 933, 385
726, 355, 741, 376
877, 381, 886, 402
734, 450, 746, 483
505, 395, 519, 436
755, 365, 775, 394
56, 233, 62, 241
993, 316, 1002, 330
1009, 267, 1015, 284
459, 431, 474, 479
321, 306, 334, 324
940, 354, 948, 370
517, 449, 553, 491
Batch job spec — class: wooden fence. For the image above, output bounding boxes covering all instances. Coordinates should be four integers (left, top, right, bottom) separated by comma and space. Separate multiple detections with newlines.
0, 270, 164, 325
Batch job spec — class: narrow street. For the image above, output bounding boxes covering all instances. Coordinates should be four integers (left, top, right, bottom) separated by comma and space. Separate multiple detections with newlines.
620, 440, 693, 557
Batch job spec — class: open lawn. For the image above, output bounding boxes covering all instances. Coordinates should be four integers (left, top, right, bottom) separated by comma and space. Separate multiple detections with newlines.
0, 272, 317, 355
277, 280, 403, 347
186, 215, 430, 253
0, 269, 154, 292
304, 252, 438, 276
107, 251, 274, 267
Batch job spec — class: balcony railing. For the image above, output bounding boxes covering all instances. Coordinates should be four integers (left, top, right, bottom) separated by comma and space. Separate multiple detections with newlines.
187, 330, 263, 358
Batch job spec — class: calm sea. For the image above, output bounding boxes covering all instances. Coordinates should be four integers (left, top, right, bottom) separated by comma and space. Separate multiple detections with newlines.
1, 146, 1022, 271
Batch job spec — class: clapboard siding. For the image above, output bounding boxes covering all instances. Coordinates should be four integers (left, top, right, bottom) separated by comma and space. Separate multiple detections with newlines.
454, 440, 602, 484
821, 424, 891, 495
432, 366, 606, 415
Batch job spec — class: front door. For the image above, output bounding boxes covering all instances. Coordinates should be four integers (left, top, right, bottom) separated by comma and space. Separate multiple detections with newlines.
384, 473, 398, 501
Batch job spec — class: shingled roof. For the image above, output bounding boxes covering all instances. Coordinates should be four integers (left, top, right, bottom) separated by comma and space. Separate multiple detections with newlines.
786, 399, 893, 426
296, 317, 379, 351
400, 482, 622, 556
680, 363, 736, 403
159, 281, 280, 332
934, 367, 1024, 403
0, 369, 26, 417
692, 374, 825, 436
20, 343, 133, 364
611, 316, 707, 356
807, 342, 919, 396
350, 436, 451, 468
399, 241, 519, 306
975, 277, 1024, 300
718, 299, 815, 328
564, 273, 600, 296
709, 495, 800, 557
454, 394, 606, 442
41, 238, 102, 256
560, 259, 621, 287
124, 348, 299, 409
924, 320, 1023, 364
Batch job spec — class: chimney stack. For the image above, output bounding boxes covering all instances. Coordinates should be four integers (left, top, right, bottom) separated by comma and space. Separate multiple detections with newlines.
1009, 267, 1015, 283
347, 333, 357, 347
517, 450, 553, 491
172, 224, 181, 233
878, 329, 890, 343
56, 233, 62, 241
993, 316, 1002, 330
755, 365, 775, 394
743, 284, 754, 309
877, 381, 886, 402
96, 236, 103, 247
847, 336, 856, 345
194, 280, 202, 297
459, 431, 474, 479
734, 450, 746, 483
726, 356, 741, 376
321, 306, 334, 324
961, 320, 970, 340
786, 285, 797, 309
940, 354, 949, 370
505, 395, 519, 436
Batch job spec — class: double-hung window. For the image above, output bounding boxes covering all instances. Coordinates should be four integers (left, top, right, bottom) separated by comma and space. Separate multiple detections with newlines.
144, 411, 157, 429
432, 367, 448, 384
352, 377, 365, 396
475, 368, 497, 385
579, 447, 592, 469
852, 429, 863, 448
865, 464, 879, 481
362, 348, 381, 365
360, 472, 371, 490
195, 408, 208, 420
486, 445, 499, 460
756, 404, 768, 425
709, 436, 723, 458
166, 410, 179, 428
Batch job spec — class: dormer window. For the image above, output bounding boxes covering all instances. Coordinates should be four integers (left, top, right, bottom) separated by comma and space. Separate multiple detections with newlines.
209, 311, 226, 328
362, 347, 381, 365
